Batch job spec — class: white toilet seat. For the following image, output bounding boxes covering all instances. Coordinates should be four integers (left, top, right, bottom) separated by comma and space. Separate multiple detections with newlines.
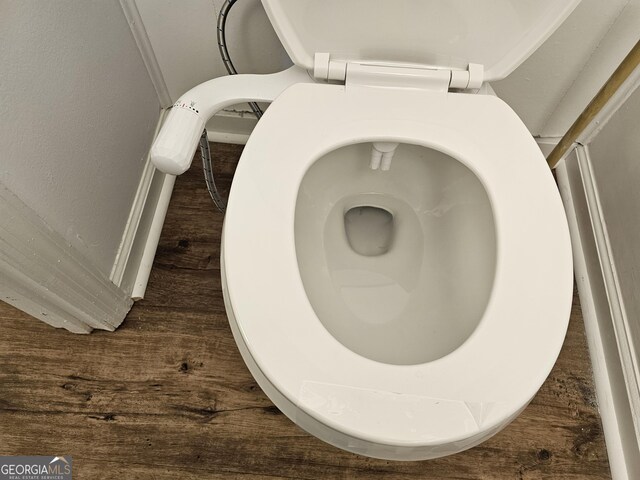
222, 82, 573, 457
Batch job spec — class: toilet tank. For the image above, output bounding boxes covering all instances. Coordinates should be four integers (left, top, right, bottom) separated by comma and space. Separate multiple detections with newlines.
262, 0, 581, 82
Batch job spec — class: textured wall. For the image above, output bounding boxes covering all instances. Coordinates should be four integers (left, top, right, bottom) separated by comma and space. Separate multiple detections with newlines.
0, 0, 160, 275
491, 0, 630, 135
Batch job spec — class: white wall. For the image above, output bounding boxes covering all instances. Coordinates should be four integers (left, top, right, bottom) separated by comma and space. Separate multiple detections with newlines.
492, 0, 631, 135
540, 0, 640, 136
0, 0, 160, 275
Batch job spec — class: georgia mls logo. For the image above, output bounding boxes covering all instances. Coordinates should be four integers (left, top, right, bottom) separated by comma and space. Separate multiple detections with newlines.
0, 455, 72, 480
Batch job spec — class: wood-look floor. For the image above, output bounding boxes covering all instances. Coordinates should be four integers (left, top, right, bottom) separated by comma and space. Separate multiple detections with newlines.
0, 143, 610, 479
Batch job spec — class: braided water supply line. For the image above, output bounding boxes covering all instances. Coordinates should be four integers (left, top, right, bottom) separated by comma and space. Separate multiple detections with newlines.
201, 0, 265, 212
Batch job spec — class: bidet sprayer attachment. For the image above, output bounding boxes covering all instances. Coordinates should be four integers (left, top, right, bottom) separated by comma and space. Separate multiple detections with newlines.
152, 103, 206, 176
370, 142, 399, 171
149, 67, 314, 176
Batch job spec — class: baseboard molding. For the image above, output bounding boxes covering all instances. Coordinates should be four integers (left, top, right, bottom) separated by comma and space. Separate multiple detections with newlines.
109, 141, 158, 288
110, 109, 176, 300
0, 185, 133, 333
576, 146, 640, 434
557, 147, 640, 479
129, 171, 175, 300
206, 109, 258, 145
113, 164, 175, 300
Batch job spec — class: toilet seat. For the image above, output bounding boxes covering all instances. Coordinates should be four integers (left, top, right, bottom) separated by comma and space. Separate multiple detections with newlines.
222, 82, 573, 455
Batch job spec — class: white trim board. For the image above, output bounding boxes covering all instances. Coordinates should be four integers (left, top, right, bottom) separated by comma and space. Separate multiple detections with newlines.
0, 185, 133, 334
577, 147, 640, 433
130, 171, 175, 300
206, 109, 258, 145
110, 159, 175, 300
110, 109, 176, 300
109, 131, 159, 287
557, 147, 640, 479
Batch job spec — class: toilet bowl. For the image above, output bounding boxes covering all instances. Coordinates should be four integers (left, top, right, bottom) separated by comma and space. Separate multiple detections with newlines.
220, 83, 573, 460
150, 0, 579, 460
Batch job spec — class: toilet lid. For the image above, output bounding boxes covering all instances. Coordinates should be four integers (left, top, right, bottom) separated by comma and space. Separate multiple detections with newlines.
223, 83, 573, 446
262, 0, 580, 81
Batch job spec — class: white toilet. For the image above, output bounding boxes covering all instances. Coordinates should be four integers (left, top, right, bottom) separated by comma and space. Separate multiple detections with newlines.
151, 0, 579, 461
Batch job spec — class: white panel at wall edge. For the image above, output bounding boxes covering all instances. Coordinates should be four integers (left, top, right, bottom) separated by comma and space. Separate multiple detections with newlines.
0, 184, 133, 334
556, 149, 640, 479
586, 81, 640, 405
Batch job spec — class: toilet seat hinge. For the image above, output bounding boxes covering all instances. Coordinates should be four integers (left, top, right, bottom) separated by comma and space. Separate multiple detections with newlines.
313, 53, 484, 92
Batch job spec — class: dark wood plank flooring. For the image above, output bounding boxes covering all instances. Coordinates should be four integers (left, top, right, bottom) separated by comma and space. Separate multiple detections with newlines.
0, 143, 610, 479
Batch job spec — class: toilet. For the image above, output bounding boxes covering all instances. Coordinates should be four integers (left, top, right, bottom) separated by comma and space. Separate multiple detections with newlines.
151, 0, 579, 460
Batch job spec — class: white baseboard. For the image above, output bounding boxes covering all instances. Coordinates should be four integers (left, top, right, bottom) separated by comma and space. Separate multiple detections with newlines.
110, 109, 176, 300
206, 109, 258, 145
109, 141, 158, 288
556, 147, 640, 479
0, 185, 133, 333
130, 172, 175, 300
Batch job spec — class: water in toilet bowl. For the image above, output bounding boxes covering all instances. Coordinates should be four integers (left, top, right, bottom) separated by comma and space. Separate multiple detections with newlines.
294, 142, 497, 365
343, 205, 394, 257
